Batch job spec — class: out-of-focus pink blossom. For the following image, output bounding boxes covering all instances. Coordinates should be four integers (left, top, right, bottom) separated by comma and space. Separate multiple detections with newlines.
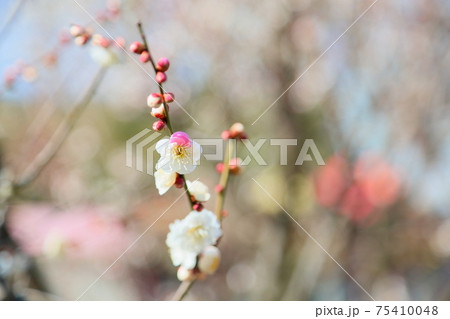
339, 183, 375, 222
353, 155, 401, 207
7, 204, 130, 260
314, 154, 349, 207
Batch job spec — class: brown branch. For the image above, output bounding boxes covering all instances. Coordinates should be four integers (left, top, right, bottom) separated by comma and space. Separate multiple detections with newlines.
15, 67, 107, 188
136, 22, 194, 210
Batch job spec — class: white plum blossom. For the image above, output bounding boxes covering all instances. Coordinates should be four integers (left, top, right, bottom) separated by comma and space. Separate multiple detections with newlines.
155, 132, 202, 175
187, 180, 210, 202
89, 46, 118, 67
166, 209, 222, 269
154, 168, 177, 195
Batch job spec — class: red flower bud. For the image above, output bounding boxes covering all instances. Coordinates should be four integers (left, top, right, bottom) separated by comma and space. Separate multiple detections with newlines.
129, 41, 145, 54
156, 71, 167, 83
70, 24, 84, 37
156, 57, 170, 72
215, 185, 224, 193
216, 163, 224, 173
152, 120, 166, 131
163, 93, 175, 103
221, 130, 231, 140
140, 51, 151, 63
151, 104, 167, 119
74, 34, 90, 46
147, 93, 162, 108
174, 175, 185, 188
193, 203, 204, 212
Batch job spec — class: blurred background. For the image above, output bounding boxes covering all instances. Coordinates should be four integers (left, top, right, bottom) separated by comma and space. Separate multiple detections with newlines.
0, 0, 449, 300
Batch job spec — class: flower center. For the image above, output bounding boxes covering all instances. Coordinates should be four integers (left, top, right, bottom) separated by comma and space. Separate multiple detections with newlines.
172, 145, 188, 158
188, 225, 207, 239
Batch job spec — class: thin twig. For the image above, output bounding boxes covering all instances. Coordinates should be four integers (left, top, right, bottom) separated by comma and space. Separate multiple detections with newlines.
15, 67, 107, 188
136, 22, 194, 210
172, 280, 195, 301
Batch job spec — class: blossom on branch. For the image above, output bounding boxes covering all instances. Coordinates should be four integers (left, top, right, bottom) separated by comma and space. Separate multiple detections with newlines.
166, 210, 222, 269
156, 132, 202, 175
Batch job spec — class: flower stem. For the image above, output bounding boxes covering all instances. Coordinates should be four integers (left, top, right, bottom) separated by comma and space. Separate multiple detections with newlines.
137, 22, 193, 210
215, 139, 233, 222
172, 280, 195, 301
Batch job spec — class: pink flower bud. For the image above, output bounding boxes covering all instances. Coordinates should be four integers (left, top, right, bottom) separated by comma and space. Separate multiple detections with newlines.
214, 184, 224, 193
92, 34, 111, 48
170, 131, 191, 147
74, 34, 90, 46
193, 203, 204, 212
156, 57, 170, 72
140, 51, 151, 63
147, 93, 162, 108
221, 130, 231, 140
163, 93, 175, 103
229, 122, 245, 139
152, 120, 166, 131
216, 163, 224, 173
69, 24, 84, 37
174, 175, 185, 188
129, 41, 145, 54
155, 71, 167, 83
150, 104, 166, 119
222, 210, 228, 218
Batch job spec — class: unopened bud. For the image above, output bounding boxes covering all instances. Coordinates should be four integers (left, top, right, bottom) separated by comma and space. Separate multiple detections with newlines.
216, 163, 224, 173
221, 130, 231, 140
150, 104, 166, 119
129, 41, 145, 54
92, 34, 111, 48
152, 120, 166, 131
163, 93, 175, 103
70, 24, 84, 37
214, 184, 224, 193
229, 122, 245, 138
229, 158, 242, 175
74, 34, 90, 46
155, 71, 167, 83
222, 210, 228, 218
198, 246, 221, 275
140, 51, 151, 63
177, 266, 196, 281
147, 93, 162, 108
156, 57, 170, 72
193, 203, 204, 212
174, 175, 185, 188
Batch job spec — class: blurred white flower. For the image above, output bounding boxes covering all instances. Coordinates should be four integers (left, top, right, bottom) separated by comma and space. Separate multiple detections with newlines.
166, 210, 222, 269
154, 168, 177, 195
89, 46, 118, 67
187, 180, 210, 202
155, 132, 202, 175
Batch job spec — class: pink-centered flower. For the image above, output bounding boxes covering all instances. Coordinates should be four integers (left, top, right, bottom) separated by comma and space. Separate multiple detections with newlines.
155, 132, 201, 175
